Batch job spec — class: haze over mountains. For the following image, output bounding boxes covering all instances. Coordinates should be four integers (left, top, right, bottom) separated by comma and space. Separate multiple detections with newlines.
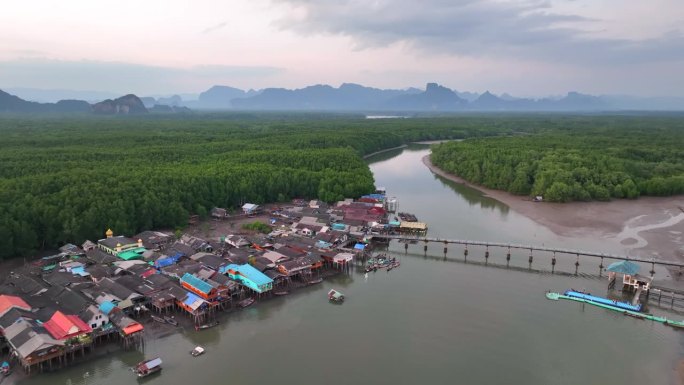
3, 83, 684, 113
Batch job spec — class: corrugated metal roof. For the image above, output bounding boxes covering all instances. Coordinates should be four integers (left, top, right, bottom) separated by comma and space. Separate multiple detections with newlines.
0, 295, 31, 317
180, 273, 213, 295
98, 301, 116, 315
226, 264, 273, 287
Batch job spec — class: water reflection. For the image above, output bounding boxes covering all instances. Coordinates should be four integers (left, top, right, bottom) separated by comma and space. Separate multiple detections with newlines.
432, 173, 510, 216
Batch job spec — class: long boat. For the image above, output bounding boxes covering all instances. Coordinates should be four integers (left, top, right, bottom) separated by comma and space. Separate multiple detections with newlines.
238, 298, 255, 308
195, 321, 219, 331
546, 291, 684, 328
133, 358, 162, 378
563, 290, 642, 312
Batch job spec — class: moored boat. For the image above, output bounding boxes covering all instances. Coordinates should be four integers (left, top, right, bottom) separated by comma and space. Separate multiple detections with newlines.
308, 277, 323, 285
274, 291, 289, 296
238, 298, 255, 308
163, 316, 179, 326
134, 358, 162, 378
328, 289, 344, 302
563, 290, 642, 312
151, 315, 165, 324
190, 346, 205, 357
195, 320, 219, 330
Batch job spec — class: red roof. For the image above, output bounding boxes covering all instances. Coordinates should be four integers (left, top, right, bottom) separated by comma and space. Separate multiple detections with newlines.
123, 322, 144, 335
0, 295, 31, 316
141, 269, 156, 279
43, 311, 92, 340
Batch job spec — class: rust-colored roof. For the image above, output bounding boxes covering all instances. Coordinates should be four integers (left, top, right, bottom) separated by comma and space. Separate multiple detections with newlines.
0, 295, 31, 317
43, 310, 92, 340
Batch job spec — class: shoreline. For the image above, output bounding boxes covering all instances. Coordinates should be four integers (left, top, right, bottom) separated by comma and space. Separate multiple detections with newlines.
422, 154, 684, 264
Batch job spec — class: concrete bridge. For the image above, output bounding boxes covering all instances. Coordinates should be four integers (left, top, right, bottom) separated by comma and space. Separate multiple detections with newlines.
369, 234, 684, 271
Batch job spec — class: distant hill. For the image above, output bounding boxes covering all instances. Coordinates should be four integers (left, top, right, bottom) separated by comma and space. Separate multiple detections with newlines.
4, 84, 684, 113
149, 104, 192, 114
198, 86, 251, 109
1, 89, 91, 113
92, 94, 148, 115
54, 99, 91, 113
0, 89, 198, 115
231, 83, 420, 110
5, 88, 119, 103
0, 89, 45, 112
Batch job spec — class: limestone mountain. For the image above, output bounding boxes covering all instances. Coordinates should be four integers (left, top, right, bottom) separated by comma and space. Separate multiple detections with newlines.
385, 83, 467, 110
92, 94, 148, 115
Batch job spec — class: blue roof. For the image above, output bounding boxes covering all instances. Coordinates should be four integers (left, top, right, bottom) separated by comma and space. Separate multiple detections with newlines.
183, 291, 202, 306
71, 266, 90, 277
180, 273, 213, 295
354, 243, 366, 250
606, 260, 640, 275
99, 301, 116, 315
226, 264, 273, 286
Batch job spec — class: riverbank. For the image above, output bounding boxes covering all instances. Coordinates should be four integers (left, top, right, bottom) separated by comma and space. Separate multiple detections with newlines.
422, 155, 684, 264
362, 144, 407, 159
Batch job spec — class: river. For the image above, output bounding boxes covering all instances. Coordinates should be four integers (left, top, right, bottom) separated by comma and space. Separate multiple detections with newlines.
15, 144, 684, 385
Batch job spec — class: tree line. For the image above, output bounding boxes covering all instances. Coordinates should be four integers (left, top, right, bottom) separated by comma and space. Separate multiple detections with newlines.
0, 113, 530, 259
431, 117, 684, 202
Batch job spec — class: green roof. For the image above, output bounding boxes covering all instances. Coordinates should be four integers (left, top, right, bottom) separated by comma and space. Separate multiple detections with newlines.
117, 247, 146, 261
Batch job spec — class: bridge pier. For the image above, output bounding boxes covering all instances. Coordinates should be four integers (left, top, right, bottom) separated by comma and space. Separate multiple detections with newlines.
506, 247, 511, 268
528, 249, 533, 270
464, 244, 468, 262
599, 257, 604, 276
575, 254, 580, 275
485, 246, 489, 265
551, 252, 556, 274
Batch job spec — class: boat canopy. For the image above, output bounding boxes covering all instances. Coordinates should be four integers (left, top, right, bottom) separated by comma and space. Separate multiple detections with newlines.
144, 358, 162, 370
606, 260, 640, 275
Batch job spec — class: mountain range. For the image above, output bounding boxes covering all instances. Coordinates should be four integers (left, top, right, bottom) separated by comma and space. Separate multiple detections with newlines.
3, 83, 684, 113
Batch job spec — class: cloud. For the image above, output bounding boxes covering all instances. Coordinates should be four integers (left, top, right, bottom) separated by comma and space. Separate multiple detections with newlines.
0, 59, 284, 94
272, 0, 684, 65
202, 21, 229, 34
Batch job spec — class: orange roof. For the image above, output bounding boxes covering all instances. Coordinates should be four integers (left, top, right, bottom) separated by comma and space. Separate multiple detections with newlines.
0, 295, 31, 316
123, 322, 144, 335
43, 311, 92, 340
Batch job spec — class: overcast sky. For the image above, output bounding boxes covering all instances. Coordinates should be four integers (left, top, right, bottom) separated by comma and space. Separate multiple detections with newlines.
1, 0, 683, 96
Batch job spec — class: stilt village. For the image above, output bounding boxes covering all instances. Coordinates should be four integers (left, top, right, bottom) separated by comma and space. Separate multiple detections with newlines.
0, 189, 428, 376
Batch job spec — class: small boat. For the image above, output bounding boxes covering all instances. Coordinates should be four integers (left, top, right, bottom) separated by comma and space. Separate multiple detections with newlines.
134, 358, 162, 378
563, 290, 642, 312
151, 315, 166, 324
163, 316, 179, 326
308, 278, 323, 285
274, 291, 289, 296
1, 361, 11, 377
195, 320, 219, 331
328, 289, 344, 302
190, 346, 205, 357
239, 298, 255, 308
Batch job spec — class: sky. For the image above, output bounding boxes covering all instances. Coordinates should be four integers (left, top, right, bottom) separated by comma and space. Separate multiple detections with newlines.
0, 0, 683, 97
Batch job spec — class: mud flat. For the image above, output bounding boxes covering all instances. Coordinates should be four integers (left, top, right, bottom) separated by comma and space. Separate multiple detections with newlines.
423, 155, 684, 264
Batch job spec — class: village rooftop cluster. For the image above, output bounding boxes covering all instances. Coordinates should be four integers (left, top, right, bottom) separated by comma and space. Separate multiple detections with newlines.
0, 191, 426, 375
